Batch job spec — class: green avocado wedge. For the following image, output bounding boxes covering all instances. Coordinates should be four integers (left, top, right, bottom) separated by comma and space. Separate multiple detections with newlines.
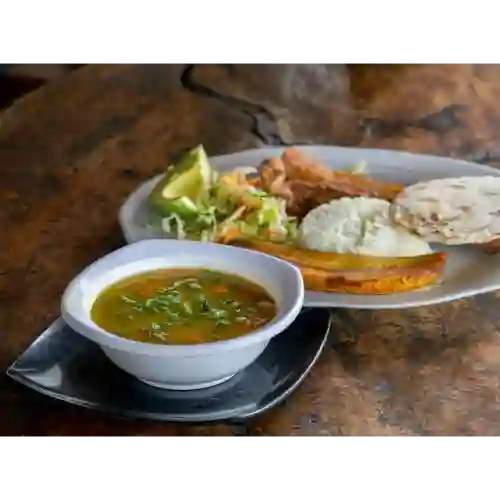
148, 145, 213, 218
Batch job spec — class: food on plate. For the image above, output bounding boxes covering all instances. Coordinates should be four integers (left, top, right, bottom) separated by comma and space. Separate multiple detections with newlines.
147, 145, 298, 244
143, 144, 500, 295
391, 176, 500, 245
90, 268, 277, 345
299, 197, 432, 257
230, 240, 447, 294
258, 148, 404, 218
149, 144, 213, 217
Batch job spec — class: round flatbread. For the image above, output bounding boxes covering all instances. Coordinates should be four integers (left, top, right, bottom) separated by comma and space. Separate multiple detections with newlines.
391, 176, 500, 245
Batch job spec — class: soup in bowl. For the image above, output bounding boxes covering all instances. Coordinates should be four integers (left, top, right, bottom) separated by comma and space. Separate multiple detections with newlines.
61, 239, 304, 390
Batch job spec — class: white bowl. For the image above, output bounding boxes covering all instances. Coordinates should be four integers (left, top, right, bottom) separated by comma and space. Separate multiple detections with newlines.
61, 239, 304, 390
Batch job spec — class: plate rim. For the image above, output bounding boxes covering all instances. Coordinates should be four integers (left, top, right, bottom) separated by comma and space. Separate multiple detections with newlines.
118, 145, 500, 309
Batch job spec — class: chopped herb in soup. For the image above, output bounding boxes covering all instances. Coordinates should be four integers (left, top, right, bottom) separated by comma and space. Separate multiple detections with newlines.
90, 269, 277, 345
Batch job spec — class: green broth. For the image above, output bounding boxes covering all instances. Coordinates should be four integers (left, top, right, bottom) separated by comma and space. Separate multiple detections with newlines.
90, 268, 277, 345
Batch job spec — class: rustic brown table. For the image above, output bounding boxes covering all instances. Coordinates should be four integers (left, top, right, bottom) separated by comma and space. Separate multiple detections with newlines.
2, 64, 500, 436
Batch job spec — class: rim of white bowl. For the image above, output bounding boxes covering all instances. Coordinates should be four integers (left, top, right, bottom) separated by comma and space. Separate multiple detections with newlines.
61, 239, 305, 356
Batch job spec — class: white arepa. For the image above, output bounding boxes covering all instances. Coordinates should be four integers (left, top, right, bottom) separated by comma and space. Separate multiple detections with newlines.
391, 176, 500, 245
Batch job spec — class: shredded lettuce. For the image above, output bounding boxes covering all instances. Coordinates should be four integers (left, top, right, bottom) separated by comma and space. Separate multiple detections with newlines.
217, 197, 297, 244
151, 165, 298, 244
347, 160, 368, 175
161, 213, 187, 240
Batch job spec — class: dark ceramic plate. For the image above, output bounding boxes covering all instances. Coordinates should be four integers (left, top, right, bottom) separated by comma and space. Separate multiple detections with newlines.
6, 309, 331, 423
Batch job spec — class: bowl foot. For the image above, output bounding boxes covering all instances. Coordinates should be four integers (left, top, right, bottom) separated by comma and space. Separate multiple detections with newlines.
138, 373, 236, 391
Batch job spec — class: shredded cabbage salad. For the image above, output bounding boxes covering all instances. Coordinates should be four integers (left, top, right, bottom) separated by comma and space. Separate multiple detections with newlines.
150, 167, 298, 244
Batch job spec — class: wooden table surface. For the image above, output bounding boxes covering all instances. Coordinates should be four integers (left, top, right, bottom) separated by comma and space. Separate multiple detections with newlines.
2, 64, 500, 436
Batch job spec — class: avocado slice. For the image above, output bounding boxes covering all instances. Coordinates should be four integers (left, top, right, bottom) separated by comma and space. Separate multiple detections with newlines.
148, 145, 213, 217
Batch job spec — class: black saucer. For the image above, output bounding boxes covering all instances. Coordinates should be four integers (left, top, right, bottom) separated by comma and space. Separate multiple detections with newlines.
6, 309, 331, 423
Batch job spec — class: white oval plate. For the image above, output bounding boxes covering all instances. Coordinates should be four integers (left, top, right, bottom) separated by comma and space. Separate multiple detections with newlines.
119, 145, 500, 309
